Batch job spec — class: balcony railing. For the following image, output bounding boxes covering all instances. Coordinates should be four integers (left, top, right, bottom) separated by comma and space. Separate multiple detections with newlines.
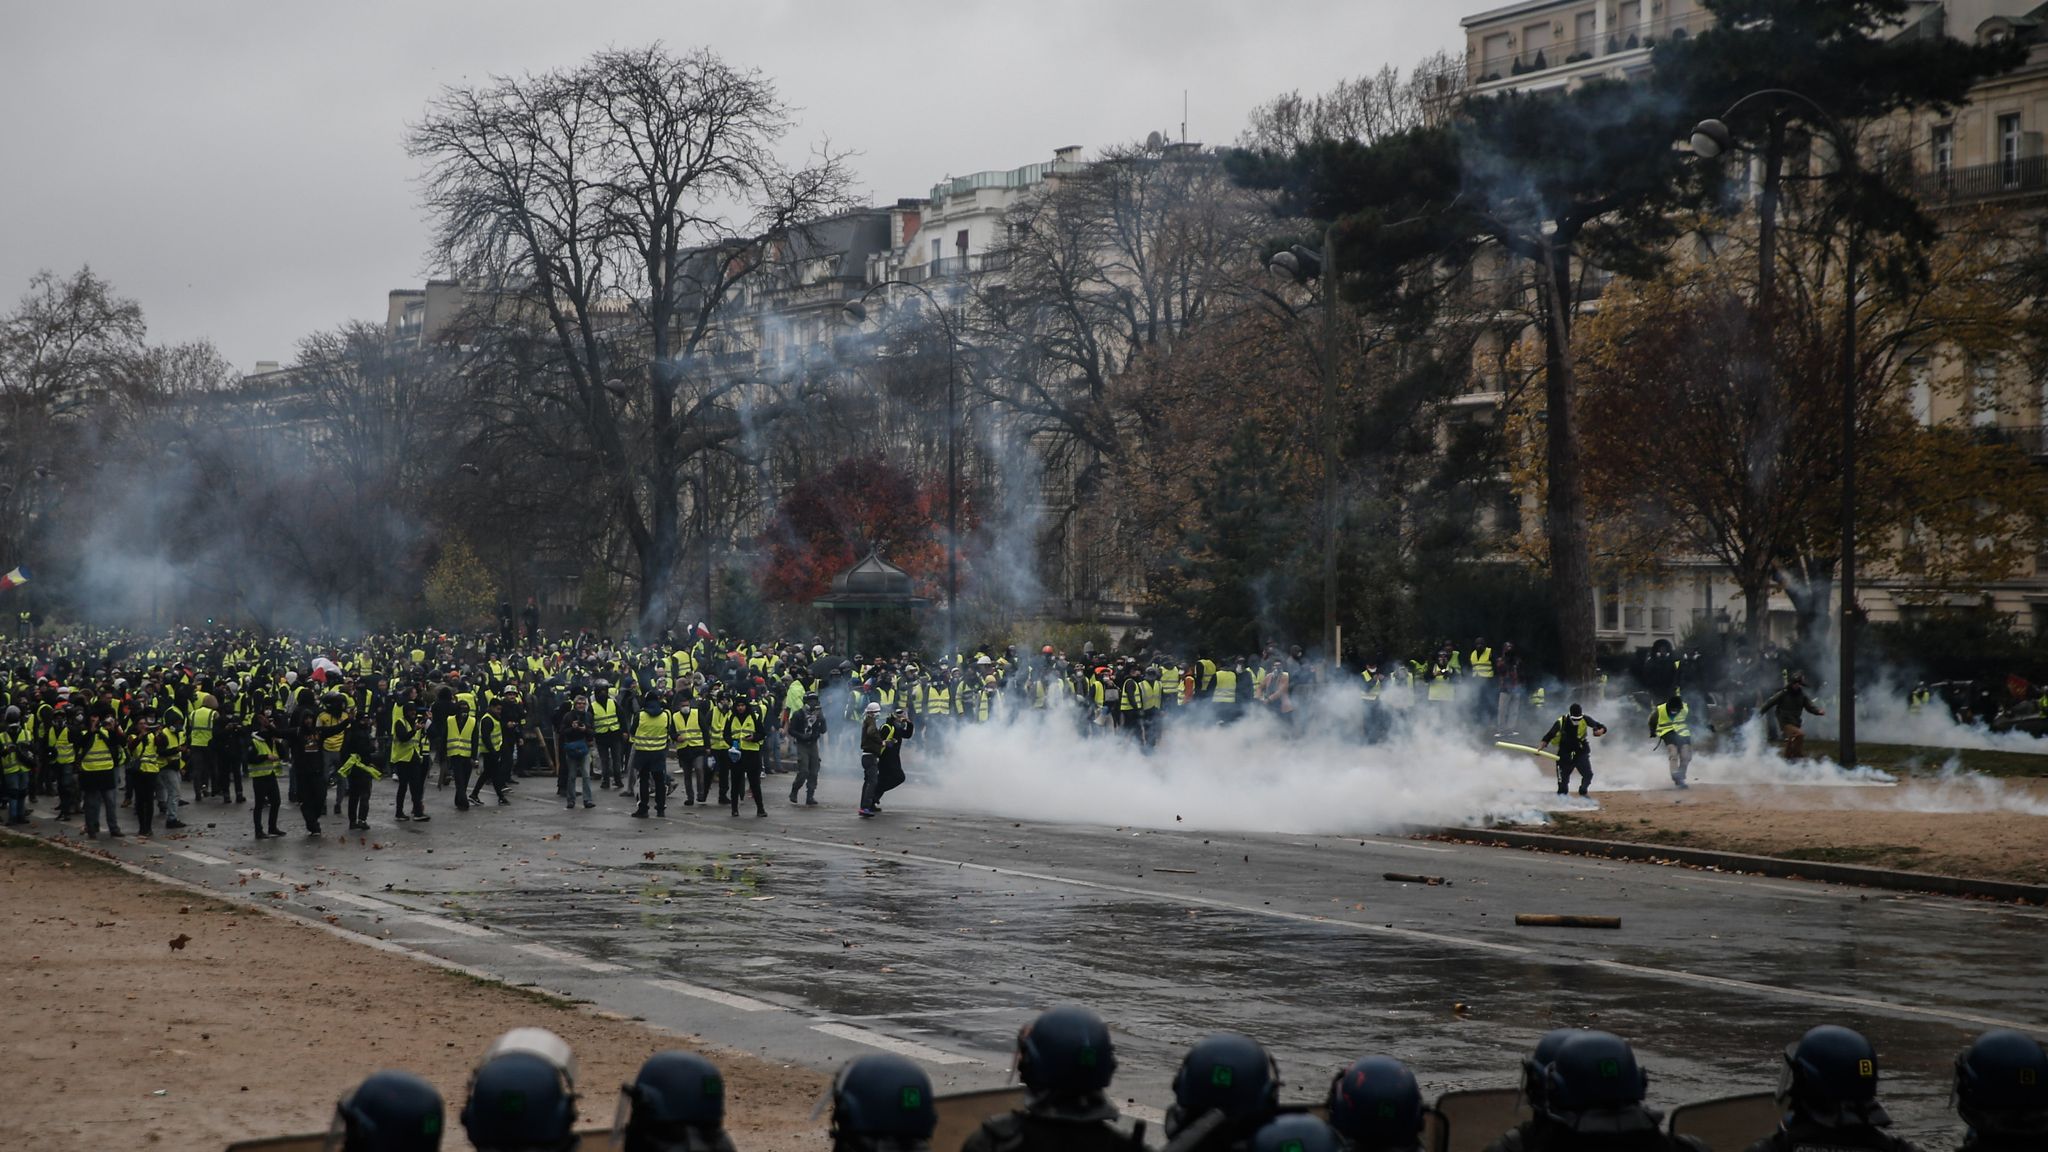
1917, 156, 2048, 205
1468, 12, 1703, 86
1972, 424, 2048, 457
896, 252, 1010, 284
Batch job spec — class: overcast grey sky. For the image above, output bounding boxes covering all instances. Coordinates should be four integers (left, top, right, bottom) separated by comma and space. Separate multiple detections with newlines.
1, 1, 1460, 372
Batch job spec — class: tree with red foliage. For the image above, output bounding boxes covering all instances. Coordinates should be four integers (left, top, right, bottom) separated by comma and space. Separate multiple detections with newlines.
759, 454, 953, 603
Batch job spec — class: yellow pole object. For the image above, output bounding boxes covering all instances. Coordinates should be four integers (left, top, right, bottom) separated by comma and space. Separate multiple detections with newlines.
1515, 914, 1622, 929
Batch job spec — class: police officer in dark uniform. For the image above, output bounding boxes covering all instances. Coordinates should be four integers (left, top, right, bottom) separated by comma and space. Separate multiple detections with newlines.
329, 1069, 445, 1152
963, 1005, 1145, 1152
1482, 1031, 1704, 1152
1162, 1032, 1282, 1152
613, 1050, 738, 1152
1952, 1029, 2048, 1151
1744, 1027, 1921, 1152
1327, 1055, 1425, 1152
828, 1052, 937, 1152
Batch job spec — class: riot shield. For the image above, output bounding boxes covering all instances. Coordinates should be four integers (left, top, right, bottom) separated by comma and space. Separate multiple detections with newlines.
1422, 1106, 1450, 1152
932, 1086, 1030, 1151
1667, 1092, 1782, 1152
1434, 1088, 1527, 1152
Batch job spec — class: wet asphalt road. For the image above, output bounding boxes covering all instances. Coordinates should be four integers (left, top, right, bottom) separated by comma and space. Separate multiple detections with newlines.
18, 767, 2047, 1150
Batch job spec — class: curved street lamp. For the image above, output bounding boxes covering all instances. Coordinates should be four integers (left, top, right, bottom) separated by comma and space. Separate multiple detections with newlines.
844, 279, 964, 658
1691, 88, 1861, 771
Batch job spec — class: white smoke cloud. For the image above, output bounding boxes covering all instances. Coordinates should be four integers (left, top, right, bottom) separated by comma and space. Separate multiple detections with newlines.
902, 687, 2048, 835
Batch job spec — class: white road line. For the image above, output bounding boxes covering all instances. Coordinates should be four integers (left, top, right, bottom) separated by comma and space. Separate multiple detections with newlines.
810, 1022, 981, 1065
407, 914, 491, 938
836, 1007, 1023, 1022
174, 850, 230, 865
645, 979, 780, 1013
1375, 840, 1454, 853
323, 891, 389, 910
237, 868, 314, 888
776, 834, 2048, 1033
518, 942, 626, 973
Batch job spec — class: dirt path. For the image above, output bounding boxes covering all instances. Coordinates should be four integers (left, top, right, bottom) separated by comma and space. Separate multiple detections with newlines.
1517, 778, 2048, 885
0, 836, 828, 1152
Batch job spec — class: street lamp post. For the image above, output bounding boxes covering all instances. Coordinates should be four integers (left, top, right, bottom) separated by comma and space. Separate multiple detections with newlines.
1692, 90, 1862, 771
1269, 233, 1341, 662
845, 279, 963, 659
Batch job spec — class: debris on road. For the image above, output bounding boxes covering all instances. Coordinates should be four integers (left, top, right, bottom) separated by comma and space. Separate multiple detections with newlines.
1514, 913, 1621, 929
1383, 872, 1449, 886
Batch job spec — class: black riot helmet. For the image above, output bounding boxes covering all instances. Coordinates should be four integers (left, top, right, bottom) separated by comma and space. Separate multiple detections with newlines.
1954, 1030, 2048, 1139
329, 1070, 444, 1152
1251, 1113, 1347, 1152
1327, 1055, 1425, 1151
1015, 1004, 1117, 1098
829, 1054, 937, 1144
615, 1051, 726, 1152
462, 1053, 578, 1152
1167, 1032, 1281, 1137
1541, 1031, 1649, 1117
1778, 1025, 1888, 1129
1522, 1029, 1586, 1109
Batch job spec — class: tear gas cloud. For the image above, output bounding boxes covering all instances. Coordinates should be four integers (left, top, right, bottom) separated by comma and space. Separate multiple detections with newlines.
906, 682, 2047, 837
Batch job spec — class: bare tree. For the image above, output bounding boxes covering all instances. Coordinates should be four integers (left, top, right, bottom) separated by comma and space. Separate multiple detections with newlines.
409, 44, 855, 630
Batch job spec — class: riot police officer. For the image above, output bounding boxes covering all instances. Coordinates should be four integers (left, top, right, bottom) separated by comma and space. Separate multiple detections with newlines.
614, 1050, 737, 1152
1519, 1030, 1588, 1115
828, 1053, 937, 1152
1745, 1026, 1921, 1152
461, 1029, 580, 1152
1327, 1055, 1425, 1152
1163, 1032, 1282, 1152
1483, 1031, 1703, 1152
962, 1005, 1145, 1152
1952, 1029, 2048, 1151
329, 1069, 445, 1152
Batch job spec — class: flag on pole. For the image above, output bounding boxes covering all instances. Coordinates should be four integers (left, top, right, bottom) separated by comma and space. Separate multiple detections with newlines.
0, 566, 28, 591
693, 621, 714, 642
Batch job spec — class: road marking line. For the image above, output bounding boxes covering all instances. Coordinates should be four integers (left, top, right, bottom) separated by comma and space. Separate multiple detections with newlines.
645, 979, 779, 1013
775, 834, 2048, 1033
810, 1022, 980, 1065
174, 850, 229, 865
1376, 841, 1453, 853
518, 943, 626, 972
236, 868, 308, 887
407, 914, 490, 937
323, 891, 388, 910
836, 1007, 1022, 1022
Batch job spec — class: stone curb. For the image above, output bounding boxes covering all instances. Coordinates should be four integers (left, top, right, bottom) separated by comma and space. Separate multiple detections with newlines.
1431, 827, 2048, 905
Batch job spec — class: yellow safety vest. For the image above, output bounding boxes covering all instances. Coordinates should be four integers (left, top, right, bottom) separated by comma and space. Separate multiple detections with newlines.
1362, 671, 1381, 701
480, 715, 504, 754
249, 735, 284, 776
729, 710, 760, 752
1653, 703, 1690, 740
0, 730, 24, 775
709, 705, 730, 751
631, 709, 672, 752
445, 715, 478, 758
188, 706, 217, 748
135, 732, 166, 774
674, 706, 703, 748
1468, 648, 1494, 679
319, 710, 347, 753
79, 730, 119, 774
1213, 669, 1238, 704
591, 698, 620, 734
389, 721, 420, 764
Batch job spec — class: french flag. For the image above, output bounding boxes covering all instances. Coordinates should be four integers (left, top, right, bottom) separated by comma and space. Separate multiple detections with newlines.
692, 621, 714, 642
0, 566, 27, 591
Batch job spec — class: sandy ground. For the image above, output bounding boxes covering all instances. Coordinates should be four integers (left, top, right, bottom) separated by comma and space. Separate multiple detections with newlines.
1514, 778, 2048, 884
0, 836, 828, 1152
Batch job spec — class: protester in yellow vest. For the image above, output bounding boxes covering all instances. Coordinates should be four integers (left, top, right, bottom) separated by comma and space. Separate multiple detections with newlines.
248, 713, 287, 839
